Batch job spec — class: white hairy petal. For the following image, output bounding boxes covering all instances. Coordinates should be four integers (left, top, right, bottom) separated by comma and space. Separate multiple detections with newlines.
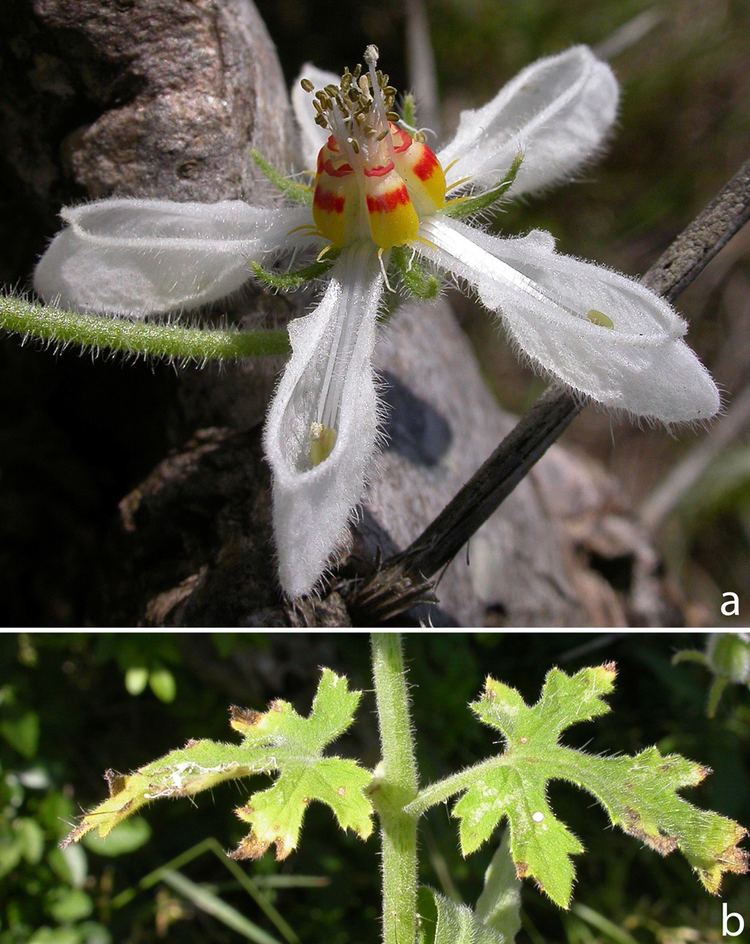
419, 216, 719, 423
34, 199, 312, 317
291, 63, 340, 169
437, 46, 619, 197
264, 245, 384, 598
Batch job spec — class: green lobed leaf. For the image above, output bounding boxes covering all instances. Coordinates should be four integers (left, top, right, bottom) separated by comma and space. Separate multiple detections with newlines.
229, 668, 374, 860
453, 664, 748, 908
418, 888, 505, 944
63, 669, 373, 863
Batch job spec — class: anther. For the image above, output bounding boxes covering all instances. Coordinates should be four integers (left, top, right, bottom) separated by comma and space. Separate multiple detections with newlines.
300, 78, 315, 93
386, 111, 400, 122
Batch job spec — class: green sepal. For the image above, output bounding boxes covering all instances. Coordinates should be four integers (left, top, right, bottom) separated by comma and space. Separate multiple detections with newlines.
391, 246, 440, 300
400, 93, 418, 130
443, 153, 524, 220
250, 148, 313, 205
250, 255, 338, 292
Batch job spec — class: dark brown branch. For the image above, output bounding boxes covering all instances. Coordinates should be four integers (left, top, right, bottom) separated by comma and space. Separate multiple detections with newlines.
346, 157, 750, 625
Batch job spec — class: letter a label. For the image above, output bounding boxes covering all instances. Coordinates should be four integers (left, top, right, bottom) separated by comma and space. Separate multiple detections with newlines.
721, 592, 740, 617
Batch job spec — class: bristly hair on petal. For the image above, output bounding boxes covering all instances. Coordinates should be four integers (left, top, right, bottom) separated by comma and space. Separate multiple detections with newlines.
264, 244, 387, 598
416, 216, 720, 426
34, 199, 314, 317
437, 45, 619, 199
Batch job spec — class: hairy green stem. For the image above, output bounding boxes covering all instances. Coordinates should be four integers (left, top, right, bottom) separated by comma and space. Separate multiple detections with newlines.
405, 756, 509, 818
371, 633, 419, 944
0, 293, 290, 360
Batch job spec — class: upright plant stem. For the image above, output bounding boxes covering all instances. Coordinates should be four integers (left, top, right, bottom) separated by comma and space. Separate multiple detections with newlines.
371, 633, 419, 944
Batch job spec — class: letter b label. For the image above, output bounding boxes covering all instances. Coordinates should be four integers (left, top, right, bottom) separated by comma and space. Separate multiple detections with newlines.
723, 902, 744, 936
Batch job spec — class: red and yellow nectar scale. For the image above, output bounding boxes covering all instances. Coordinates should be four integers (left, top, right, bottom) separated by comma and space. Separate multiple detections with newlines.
312, 124, 447, 250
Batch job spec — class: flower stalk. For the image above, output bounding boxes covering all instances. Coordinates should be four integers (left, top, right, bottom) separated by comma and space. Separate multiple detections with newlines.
370, 633, 419, 944
0, 293, 290, 361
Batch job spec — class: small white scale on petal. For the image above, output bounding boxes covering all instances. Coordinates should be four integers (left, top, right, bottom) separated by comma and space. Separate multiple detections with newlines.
586, 309, 614, 329
310, 421, 337, 467
532, 811, 545, 823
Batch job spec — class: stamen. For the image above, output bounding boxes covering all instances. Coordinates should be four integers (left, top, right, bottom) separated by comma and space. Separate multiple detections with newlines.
316, 244, 337, 262
377, 248, 394, 292
447, 175, 473, 192
300, 77, 315, 93
413, 234, 439, 252
443, 158, 460, 174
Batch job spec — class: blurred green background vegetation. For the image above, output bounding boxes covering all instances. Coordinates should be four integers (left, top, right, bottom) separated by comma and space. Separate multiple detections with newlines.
1, 632, 749, 943
257, 0, 750, 624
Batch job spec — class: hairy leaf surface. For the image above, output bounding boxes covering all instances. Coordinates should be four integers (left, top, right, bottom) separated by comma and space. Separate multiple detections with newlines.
454, 664, 747, 908
63, 669, 373, 860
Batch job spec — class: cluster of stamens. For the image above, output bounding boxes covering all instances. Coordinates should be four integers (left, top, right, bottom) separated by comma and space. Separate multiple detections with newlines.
300, 46, 425, 165
298, 46, 449, 470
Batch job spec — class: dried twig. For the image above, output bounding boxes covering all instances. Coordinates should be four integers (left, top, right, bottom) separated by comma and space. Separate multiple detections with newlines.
346, 157, 750, 625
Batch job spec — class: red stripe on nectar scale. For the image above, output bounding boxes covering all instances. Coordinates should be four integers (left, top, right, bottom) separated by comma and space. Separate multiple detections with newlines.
323, 159, 354, 178
314, 188, 345, 214
364, 160, 395, 178
366, 183, 410, 214
391, 126, 412, 154
412, 145, 439, 181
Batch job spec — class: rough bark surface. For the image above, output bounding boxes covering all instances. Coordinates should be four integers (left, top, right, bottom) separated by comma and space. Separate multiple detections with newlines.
1, 0, 681, 626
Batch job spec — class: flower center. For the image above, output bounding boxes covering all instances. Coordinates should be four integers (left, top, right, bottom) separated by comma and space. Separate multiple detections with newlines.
302, 45, 447, 251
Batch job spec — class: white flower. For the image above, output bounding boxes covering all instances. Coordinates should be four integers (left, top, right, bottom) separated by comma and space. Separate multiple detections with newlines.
34, 44, 720, 598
